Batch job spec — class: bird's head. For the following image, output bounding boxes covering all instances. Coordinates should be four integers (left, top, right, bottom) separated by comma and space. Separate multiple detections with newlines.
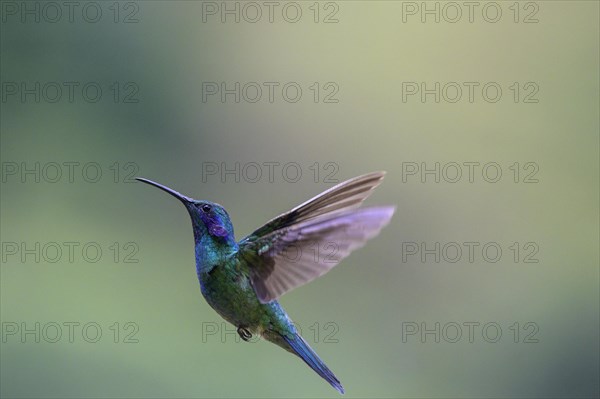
135, 177, 235, 245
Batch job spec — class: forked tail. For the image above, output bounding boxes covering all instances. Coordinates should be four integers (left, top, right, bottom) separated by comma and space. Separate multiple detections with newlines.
281, 332, 345, 394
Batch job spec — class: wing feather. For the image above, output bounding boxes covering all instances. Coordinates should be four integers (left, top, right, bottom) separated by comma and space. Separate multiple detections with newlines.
238, 172, 394, 303
241, 171, 387, 241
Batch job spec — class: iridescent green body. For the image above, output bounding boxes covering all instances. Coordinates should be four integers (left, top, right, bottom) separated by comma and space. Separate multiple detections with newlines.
189, 205, 295, 345
198, 248, 295, 342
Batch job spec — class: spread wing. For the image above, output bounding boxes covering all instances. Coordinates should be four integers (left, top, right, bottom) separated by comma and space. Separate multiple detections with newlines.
238, 172, 395, 303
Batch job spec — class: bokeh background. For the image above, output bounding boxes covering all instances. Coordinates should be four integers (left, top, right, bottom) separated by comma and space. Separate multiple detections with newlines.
1, 1, 598, 398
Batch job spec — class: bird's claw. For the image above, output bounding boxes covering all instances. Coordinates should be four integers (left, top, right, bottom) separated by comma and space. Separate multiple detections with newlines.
237, 327, 252, 341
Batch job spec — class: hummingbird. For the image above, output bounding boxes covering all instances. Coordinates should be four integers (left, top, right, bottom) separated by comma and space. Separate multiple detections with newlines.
136, 171, 395, 394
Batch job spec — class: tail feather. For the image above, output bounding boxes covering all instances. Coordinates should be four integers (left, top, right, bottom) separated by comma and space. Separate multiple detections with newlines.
282, 332, 345, 394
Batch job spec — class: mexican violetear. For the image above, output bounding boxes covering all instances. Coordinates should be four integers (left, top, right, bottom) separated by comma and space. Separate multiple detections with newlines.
136, 171, 395, 394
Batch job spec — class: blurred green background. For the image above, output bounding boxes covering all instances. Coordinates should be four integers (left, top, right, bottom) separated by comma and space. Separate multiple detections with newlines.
1, 1, 598, 398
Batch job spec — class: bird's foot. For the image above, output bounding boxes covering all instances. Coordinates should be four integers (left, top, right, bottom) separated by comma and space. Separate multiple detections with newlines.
237, 327, 252, 342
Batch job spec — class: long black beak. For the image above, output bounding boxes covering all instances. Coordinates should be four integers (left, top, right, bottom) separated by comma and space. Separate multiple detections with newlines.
135, 177, 193, 205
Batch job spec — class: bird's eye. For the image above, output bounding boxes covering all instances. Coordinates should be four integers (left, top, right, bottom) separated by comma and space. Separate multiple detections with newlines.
201, 204, 211, 213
